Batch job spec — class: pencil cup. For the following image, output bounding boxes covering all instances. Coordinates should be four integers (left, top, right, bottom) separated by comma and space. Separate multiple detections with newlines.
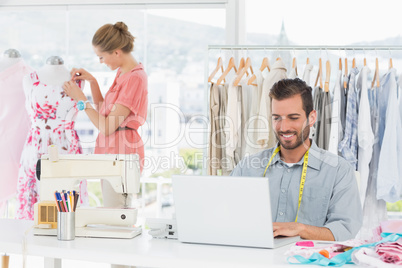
57, 212, 75, 240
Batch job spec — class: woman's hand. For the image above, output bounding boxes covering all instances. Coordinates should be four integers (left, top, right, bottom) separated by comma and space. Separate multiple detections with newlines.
70, 68, 95, 83
63, 80, 86, 101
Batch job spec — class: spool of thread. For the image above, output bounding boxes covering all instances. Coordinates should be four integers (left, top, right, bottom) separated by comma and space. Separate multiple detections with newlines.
48, 145, 59, 162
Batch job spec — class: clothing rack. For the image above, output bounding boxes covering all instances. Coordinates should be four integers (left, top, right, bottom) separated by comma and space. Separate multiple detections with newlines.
203, 45, 402, 174
207, 45, 402, 50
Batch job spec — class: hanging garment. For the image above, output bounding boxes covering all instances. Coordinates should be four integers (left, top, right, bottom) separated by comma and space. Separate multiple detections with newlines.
328, 70, 343, 155
16, 72, 88, 220
317, 90, 332, 150
208, 82, 221, 175
302, 63, 313, 86
359, 83, 387, 241
288, 65, 298, 79
256, 59, 287, 148
239, 78, 253, 159
219, 84, 229, 175
0, 59, 32, 204
399, 73, 402, 126
244, 69, 265, 155
311, 86, 322, 142
339, 67, 359, 170
377, 68, 402, 202
224, 77, 242, 172
356, 66, 374, 206
340, 74, 349, 136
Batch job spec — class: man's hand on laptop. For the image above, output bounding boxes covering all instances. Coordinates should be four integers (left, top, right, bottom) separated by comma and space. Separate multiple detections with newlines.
273, 222, 335, 241
273, 222, 301, 238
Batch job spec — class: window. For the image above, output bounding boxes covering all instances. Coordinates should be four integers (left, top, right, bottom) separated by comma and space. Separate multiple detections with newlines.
1, 4, 225, 220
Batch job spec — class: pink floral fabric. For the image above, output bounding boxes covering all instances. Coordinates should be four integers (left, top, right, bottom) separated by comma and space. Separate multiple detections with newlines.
16, 72, 88, 220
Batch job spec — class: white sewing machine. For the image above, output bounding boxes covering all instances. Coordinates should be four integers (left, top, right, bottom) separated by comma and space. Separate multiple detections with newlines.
33, 151, 142, 239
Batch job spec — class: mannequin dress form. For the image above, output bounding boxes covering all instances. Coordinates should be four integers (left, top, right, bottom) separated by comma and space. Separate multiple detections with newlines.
0, 49, 22, 72
16, 56, 88, 220
0, 49, 32, 215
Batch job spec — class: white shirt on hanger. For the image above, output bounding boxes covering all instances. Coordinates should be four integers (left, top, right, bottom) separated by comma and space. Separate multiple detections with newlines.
377, 68, 402, 202
288, 66, 298, 79
302, 63, 314, 86
244, 69, 265, 155
328, 69, 343, 155
356, 66, 374, 206
224, 77, 242, 172
256, 58, 287, 148
399, 73, 402, 125
239, 77, 253, 159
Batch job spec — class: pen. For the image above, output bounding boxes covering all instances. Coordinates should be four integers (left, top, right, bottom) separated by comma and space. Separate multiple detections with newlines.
54, 191, 61, 212
56, 192, 65, 212
61, 192, 68, 212
73, 192, 79, 212
65, 192, 70, 212
69, 191, 73, 207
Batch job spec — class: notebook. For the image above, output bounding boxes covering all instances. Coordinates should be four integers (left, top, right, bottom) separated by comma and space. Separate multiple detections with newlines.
172, 175, 301, 248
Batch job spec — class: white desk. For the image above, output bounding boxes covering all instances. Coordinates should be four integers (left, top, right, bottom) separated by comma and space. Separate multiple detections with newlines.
0, 219, 353, 268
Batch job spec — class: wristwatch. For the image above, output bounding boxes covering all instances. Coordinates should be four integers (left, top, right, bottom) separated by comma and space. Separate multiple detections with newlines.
77, 100, 90, 111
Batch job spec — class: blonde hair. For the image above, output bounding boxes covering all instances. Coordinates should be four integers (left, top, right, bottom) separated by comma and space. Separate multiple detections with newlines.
92, 22, 135, 53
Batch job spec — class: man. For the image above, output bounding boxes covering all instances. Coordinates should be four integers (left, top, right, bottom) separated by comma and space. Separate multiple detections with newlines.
230, 78, 362, 241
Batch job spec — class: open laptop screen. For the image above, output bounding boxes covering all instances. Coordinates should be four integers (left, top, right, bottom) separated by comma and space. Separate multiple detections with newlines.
172, 175, 299, 248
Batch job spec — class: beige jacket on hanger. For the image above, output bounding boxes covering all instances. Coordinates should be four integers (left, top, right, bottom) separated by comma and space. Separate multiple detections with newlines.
256, 58, 287, 149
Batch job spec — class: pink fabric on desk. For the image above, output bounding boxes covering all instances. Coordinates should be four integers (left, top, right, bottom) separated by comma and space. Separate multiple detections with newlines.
95, 63, 148, 171
0, 60, 31, 202
285, 239, 367, 259
376, 238, 402, 265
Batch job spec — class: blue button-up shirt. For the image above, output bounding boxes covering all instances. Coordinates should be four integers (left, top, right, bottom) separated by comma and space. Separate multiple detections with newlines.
339, 68, 360, 170
230, 140, 363, 241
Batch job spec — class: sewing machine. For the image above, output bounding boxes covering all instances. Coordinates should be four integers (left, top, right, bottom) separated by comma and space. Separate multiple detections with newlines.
33, 152, 142, 239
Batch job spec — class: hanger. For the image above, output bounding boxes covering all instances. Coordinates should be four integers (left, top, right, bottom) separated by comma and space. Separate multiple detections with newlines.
237, 57, 245, 74
343, 58, 348, 89
292, 57, 298, 76
247, 57, 270, 86
363, 48, 367, 67
314, 58, 323, 89
352, 57, 356, 69
389, 58, 393, 69
371, 57, 380, 89
324, 60, 331, 92
233, 57, 253, 87
208, 57, 225, 83
216, 57, 238, 85
306, 49, 310, 65
339, 58, 342, 71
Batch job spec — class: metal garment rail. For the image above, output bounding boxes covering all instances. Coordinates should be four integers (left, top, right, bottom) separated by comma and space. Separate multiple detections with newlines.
202, 45, 402, 174
206, 45, 402, 50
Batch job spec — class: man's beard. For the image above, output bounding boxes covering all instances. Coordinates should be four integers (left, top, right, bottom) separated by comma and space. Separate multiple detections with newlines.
274, 122, 310, 150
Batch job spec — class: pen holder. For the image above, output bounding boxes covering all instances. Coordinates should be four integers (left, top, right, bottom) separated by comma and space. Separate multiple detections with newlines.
57, 212, 75, 241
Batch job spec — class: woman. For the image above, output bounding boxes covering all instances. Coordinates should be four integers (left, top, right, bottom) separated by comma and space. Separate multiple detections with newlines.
63, 22, 148, 208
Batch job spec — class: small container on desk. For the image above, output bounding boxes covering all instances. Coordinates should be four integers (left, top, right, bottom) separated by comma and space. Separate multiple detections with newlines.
57, 212, 75, 241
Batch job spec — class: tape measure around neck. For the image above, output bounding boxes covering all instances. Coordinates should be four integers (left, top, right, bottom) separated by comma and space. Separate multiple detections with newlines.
263, 146, 309, 223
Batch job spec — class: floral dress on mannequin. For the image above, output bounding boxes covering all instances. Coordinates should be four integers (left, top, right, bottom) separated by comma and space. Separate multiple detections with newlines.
16, 72, 89, 220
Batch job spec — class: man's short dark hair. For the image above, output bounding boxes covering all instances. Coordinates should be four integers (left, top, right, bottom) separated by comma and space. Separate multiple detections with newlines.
269, 78, 314, 118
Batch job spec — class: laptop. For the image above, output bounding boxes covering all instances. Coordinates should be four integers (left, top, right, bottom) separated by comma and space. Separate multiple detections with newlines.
172, 175, 301, 248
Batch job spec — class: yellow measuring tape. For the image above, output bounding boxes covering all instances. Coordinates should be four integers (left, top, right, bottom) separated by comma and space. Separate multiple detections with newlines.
263, 146, 309, 223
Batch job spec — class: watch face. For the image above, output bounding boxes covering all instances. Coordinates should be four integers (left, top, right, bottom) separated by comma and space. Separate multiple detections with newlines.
77, 100, 84, 111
